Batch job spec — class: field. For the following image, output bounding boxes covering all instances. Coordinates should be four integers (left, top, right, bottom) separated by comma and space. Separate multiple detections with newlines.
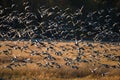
0, 41, 120, 80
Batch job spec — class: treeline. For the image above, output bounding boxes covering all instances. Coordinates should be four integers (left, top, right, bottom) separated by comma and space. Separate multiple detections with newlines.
0, 0, 120, 11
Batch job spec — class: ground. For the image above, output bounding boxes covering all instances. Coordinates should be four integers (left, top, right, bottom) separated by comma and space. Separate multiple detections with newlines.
0, 41, 120, 80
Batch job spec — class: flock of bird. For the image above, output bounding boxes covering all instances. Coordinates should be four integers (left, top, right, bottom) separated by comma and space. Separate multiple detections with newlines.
0, 1, 120, 79
0, 1, 120, 42
0, 40, 120, 77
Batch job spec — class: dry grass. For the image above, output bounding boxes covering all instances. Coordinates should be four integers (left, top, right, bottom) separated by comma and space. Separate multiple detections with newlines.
0, 41, 120, 80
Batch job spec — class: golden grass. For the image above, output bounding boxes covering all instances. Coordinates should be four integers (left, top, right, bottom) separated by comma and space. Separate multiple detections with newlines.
0, 41, 120, 80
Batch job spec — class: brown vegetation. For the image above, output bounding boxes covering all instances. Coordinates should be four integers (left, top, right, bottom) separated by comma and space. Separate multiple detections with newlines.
0, 41, 120, 80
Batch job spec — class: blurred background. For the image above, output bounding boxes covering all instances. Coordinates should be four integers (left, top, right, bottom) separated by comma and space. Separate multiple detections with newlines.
1, 0, 120, 12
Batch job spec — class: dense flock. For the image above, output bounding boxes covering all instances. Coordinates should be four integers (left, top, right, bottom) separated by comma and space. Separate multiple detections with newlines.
0, 41, 120, 78
0, 1, 120, 80
0, 1, 120, 42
